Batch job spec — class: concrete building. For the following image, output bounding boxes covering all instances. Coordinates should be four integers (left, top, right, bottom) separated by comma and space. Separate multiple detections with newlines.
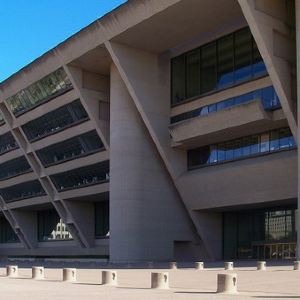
0, 0, 299, 262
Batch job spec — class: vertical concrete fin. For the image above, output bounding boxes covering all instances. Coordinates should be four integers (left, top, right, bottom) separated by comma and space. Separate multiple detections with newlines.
238, 0, 297, 140
106, 41, 219, 260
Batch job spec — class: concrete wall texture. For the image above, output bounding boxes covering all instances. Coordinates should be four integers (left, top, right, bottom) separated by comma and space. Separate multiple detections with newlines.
0, 0, 298, 262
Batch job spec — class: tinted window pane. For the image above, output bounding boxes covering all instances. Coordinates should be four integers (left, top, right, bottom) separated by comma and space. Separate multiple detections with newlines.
186, 49, 200, 98
217, 35, 234, 88
201, 42, 217, 93
253, 40, 267, 77
171, 55, 185, 104
234, 28, 252, 83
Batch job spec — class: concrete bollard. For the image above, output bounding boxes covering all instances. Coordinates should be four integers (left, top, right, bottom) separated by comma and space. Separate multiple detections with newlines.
294, 261, 300, 270
62, 268, 77, 282
257, 261, 266, 271
6, 265, 18, 278
151, 272, 169, 289
32, 266, 45, 280
101, 271, 117, 286
169, 262, 177, 269
195, 262, 204, 270
217, 273, 238, 294
224, 262, 234, 270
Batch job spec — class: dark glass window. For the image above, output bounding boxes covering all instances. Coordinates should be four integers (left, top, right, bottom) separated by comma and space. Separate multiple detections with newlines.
223, 206, 297, 260
170, 86, 280, 124
38, 209, 72, 241
22, 99, 89, 141
186, 49, 200, 98
0, 132, 18, 155
171, 55, 185, 104
171, 27, 267, 105
217, 35, 234, 88
201, 42, 217, 94
234, 28, 252, 83
95, 201, 109, 238
6, 68, 73, 116
187, 128, 295, 169
0, 215, 18, 243
0, 156, 32, 180
0, 180, 46, 203
36, 130, 104, 167
50, 161, 109, 192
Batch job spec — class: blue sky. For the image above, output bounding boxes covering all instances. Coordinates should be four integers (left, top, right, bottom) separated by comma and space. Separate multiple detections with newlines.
0, 0, 126, 82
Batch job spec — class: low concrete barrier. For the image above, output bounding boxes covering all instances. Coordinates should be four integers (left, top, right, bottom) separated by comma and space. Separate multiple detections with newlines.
151, 272, 169, 289
294, 261, 300, 270
224, 262, 234, 270
6, 265, 18, 278
101, 270, 117, 286
217, 273, 238, 294
195, 262, 204, 270
32, 266, 45, 280
169, 262, 177, 269
62, 268, 77, 282
257, 261, 266, 271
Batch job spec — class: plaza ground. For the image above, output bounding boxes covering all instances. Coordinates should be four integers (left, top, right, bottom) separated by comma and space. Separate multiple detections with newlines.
0, 263, 299, 299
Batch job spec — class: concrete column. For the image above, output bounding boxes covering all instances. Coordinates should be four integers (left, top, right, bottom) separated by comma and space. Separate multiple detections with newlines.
109, 64, 196, 262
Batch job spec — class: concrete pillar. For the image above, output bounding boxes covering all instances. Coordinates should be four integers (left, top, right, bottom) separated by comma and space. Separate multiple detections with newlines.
257, 261, 266, 271
32, 266, 45, 279
296, 0, 300, 261
217, 273, 238, 294
224, 262, 234, 270
195, 262, 204, 270
294, 261, 300, 270
62, 268, 77, 282
101, 271, 117, 286
169, 262, 177, 269
151, 272, 169, 289
109, 64, 196, 262
6, 265, 18, 278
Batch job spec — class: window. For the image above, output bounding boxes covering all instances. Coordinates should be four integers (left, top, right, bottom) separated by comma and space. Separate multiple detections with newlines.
50, 161, 109, 192
223, 206, 297, 260
0, 132, 18, 155
95, 201, 109, 238
0, 216, 18, 243
22, 99, 89, 141
6, 68, 72, 116
38, 209, 72, 241
171, 27, 268, 105
0, 180, 46, 203
0, 156, 31, 180
170, 86, 280, 124
187, 128, 295, 169
36, 130, 104, 167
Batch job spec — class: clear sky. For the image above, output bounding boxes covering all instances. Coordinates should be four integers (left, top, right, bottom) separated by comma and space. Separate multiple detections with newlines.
0, 0, 127, 82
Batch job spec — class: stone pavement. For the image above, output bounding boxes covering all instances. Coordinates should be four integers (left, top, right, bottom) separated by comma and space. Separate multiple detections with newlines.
0, 265, 299, 300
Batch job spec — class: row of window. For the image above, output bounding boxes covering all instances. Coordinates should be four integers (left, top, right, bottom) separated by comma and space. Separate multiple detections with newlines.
51, 161, 109, 192
0, 202, 110, 243
0, 156, 32, 181
0, 180, 46, 203
171, 27, 267, 105
22, 99, 89, 141
6, 68, 72, 116
188, 128, 296, 168
0, 132, 18, 156
36, 130, 104, 167
171, 86, 280, 124
223, 206, 297, 260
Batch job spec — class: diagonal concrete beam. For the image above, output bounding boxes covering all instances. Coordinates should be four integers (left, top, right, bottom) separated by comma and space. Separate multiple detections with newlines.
238, 0, 297, 140
105, 41, 220, 259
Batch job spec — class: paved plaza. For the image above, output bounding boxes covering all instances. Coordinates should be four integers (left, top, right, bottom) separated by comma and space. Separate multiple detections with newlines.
0, 264, 298, 299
